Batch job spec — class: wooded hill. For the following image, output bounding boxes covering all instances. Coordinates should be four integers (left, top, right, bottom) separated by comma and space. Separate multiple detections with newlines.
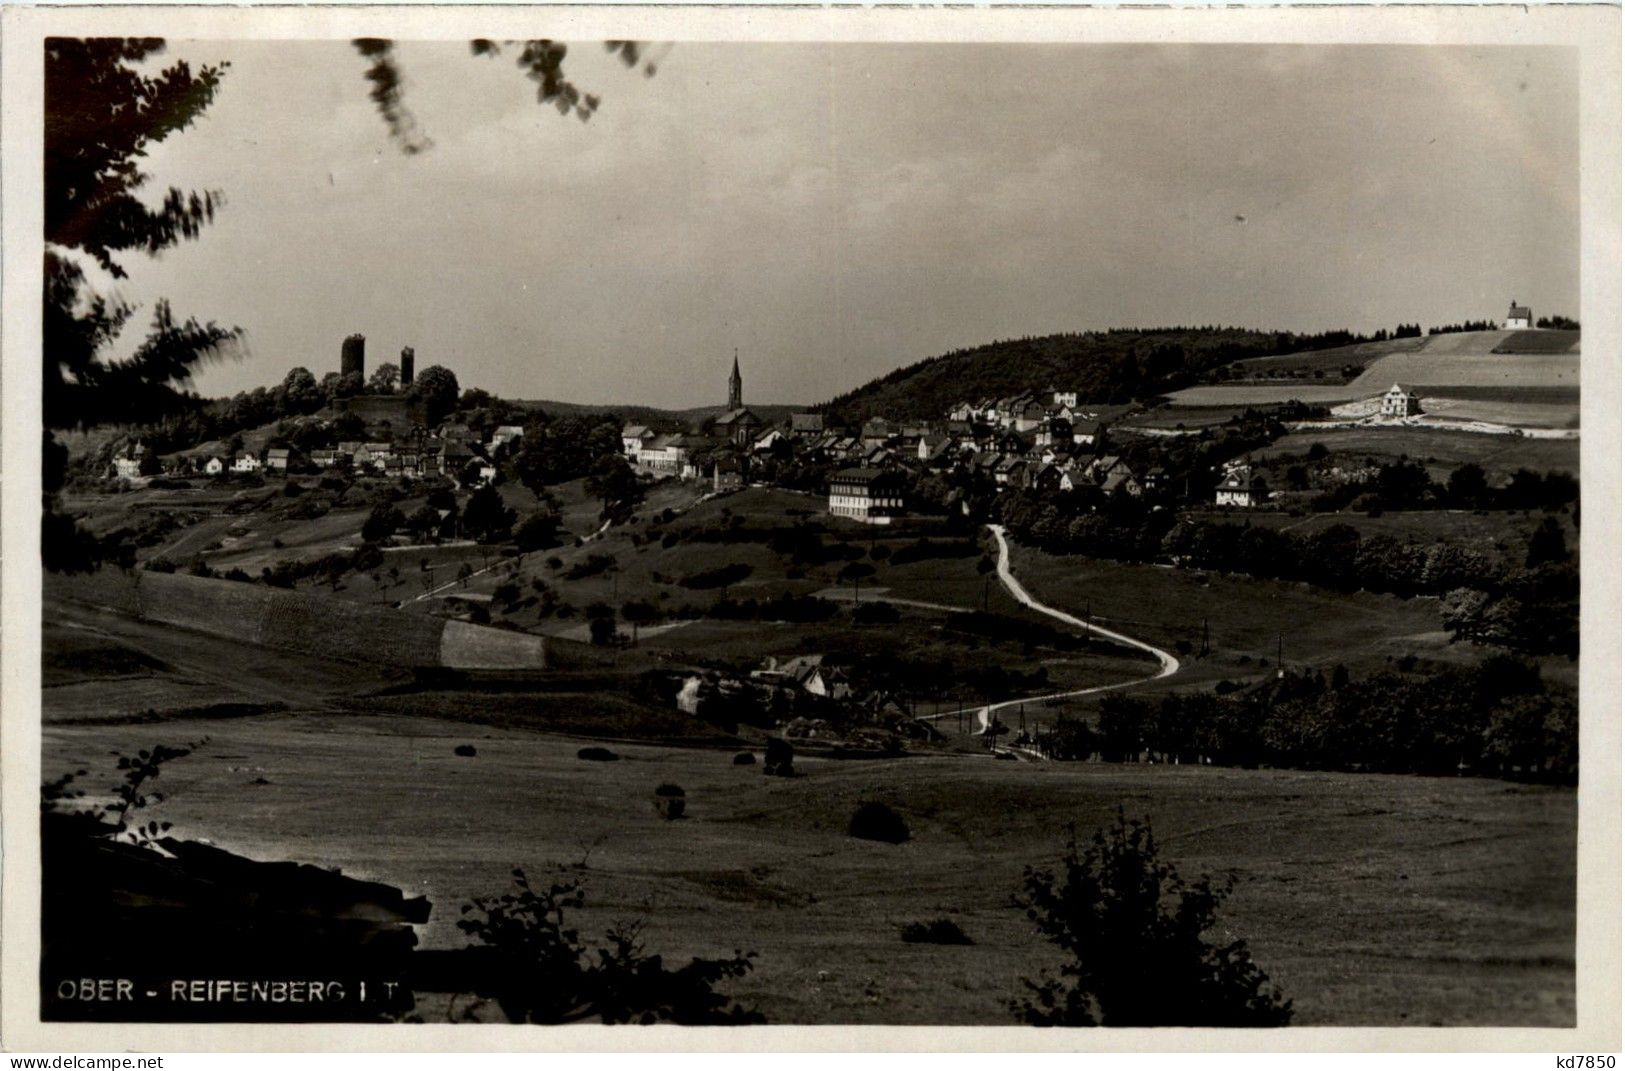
820, 327, 1386, 423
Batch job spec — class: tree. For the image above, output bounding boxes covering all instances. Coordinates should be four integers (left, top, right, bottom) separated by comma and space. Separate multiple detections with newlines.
411, 364, 460, 425
584, 453, 643, 520
1525, 516, 1569, 567
367, 361, 401, 394
464, 484, 517, 543
1014, 811, 1292, 1027
1445, 463, 1489, 508
43, 39, 242, 570
361, 503, 405, 543
281, 366, 322, 412
514, 509, 563, 552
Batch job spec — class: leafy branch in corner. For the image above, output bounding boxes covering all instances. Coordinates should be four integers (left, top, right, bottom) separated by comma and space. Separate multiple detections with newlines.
455, 866, 762, 1025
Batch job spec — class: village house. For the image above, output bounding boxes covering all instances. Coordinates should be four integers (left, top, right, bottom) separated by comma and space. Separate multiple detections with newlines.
757, 654, 852, 701
1379, 383, 1422, 419
231, 450, 262, 474
828, 467, 908, 524
713, 454, 746, 492
203, 455, 226, 477
310, 448, 339, 469
636, 432, 690, 475
1503, 300, 1533, 330
1215, 467, 1267, 508
789, 412, 825, 437
621, 424, 655, 458
264, 447, 291, 473
487, 425, 525, 454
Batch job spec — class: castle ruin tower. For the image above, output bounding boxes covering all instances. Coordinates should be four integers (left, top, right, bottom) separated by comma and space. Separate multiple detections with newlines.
399, 346, 415, 389
727, 349, 743, 410
341, 333, 366, 380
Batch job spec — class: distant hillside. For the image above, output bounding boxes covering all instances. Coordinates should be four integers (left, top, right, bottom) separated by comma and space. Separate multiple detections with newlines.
819, 328, 1383, 422
515, 399, 804, 429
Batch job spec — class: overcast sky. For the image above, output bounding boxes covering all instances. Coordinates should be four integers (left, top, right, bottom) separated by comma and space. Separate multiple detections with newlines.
103, 41, 1579, 408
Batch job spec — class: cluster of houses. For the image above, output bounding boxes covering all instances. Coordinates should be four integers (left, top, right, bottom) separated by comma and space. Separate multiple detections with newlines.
123, 421, 528, 487
619, 374, 1209, 522
620, 359, 1285, 520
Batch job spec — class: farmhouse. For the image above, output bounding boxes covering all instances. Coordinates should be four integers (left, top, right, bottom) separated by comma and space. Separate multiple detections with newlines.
203, 455, 225, 476
231, 451, 262, 474
621, 424, 654, 458
1503, 300, 1533, 330
1379, 383, 1422, 419
790, 413, 825, 437
1215, 468, 1266, 508
265, 447, 291, 473
828, 467, 908, 524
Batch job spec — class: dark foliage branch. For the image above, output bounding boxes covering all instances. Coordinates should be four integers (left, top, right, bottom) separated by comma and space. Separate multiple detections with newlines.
45, 37, 228, 277
355, 38, 658, 147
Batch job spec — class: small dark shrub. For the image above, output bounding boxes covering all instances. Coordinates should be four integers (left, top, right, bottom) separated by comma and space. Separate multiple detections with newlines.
654, 783, 686, 820
901, 919, 973, 945
455, 744, 478, 757
732, 752, 757, 766
763, 737, 795, 777
577, 747, 619, 762
849, 802, 910, 844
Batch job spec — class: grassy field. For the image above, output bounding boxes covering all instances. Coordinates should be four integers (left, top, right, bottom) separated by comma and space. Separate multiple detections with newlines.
1178, 508, 1562, 568
1001, 540, 1448, 683
40, 712, 1575, 1026
1256, 427, 1581, 480
1228, 337, 1429, 380
1166, 332, 1580, 419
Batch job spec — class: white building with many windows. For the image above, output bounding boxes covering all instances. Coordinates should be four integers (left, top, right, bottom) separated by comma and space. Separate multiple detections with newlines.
828, 468, 907, 524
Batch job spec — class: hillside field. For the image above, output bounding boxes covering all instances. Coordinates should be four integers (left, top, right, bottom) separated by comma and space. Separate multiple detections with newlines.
1257, 426, 1581, 480
1164, 331, 1581, 424
40, 712, 1574, 1027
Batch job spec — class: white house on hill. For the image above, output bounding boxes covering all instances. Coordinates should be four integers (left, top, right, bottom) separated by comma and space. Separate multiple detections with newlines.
1503, 301, 1532, 330
1379, 383, 1422, 419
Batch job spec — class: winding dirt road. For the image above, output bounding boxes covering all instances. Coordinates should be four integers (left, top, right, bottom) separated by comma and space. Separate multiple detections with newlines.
964, 525, 1182, 753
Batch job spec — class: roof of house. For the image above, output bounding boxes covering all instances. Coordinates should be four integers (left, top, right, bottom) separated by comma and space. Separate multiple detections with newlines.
714, 407, 762, 426
831, 467, 898, 484
1508, 303, 1533, 318
622, 424, 651, 439
790, 413, 824, 432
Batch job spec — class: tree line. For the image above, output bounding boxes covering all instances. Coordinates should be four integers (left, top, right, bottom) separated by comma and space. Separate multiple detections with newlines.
1039, 655, 1575, 784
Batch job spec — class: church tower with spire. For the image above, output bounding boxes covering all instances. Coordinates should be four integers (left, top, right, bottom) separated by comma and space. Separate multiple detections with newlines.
727, 349, 743, 410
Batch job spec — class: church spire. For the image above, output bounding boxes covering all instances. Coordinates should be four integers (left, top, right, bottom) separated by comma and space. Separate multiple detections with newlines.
727, 348, 743, 410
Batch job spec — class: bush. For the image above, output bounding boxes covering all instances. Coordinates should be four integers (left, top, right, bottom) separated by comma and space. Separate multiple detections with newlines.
577, 747, 619, 762
731, 752, 757, 766
1012, 810, 1292, 1026
851, 600, 901, 625
763, 737, 795, 778
654, 783, 686, 820
455, 868, 761, 1024
848, 802, 910, 844
901, 919, 973, 945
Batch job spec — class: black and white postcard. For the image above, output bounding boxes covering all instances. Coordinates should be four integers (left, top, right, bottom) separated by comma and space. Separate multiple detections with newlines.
1, 2, 1618, 1054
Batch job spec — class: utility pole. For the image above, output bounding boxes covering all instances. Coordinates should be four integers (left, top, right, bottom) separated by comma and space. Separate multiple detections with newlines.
1200, 616, 1210, 658
1276, 632, 1283, 671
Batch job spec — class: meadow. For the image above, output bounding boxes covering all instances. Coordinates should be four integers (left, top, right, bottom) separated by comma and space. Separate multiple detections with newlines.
1256, 426, 1581, 480
40, 711, 1576, 1026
